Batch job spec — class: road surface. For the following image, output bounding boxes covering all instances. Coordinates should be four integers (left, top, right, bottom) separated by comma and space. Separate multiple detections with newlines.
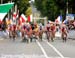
0, 35, 75, 58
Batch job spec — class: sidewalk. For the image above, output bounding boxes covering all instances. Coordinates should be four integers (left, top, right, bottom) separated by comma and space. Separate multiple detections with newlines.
68, 30, 75, 39
55, 30, 75, 39
0, 31, 9, 39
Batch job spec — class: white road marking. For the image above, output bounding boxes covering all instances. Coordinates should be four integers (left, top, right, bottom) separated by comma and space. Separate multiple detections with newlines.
0, 54, 69, 58
43, 39, 65, 58
0, 54, 70, 58
36, 40, 49, 58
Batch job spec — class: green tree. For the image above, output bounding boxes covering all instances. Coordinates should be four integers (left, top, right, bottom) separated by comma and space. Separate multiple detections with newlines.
35, 0, 60, 21
35, 0, 75, 21
13, 0, 30, 15
2, 0, 30, 15
55, 0, 75, 20
55, 0, 66, 20
68, 0, 75, 14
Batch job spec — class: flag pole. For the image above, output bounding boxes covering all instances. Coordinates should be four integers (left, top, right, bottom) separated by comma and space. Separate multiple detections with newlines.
15, 4, 18, 25
11, 0, 14, 22
66, 0, 68, 15
65, 0, 68, 21
1, 0, 3, 4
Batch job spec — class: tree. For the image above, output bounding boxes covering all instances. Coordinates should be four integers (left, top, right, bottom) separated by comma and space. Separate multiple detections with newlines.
35, 0, 60, 21
35, 0, 75, 21
2, 0, 30, 15
68, 0, 75, 14
13, 0, 30, 15
55, 0, 66, 20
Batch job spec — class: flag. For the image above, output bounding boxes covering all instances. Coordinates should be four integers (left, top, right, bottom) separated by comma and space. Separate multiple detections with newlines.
28, 14, 33, 22
13, 12, 18, 20
66, 14, 74, 20
6, 18, 11, 25
55, 15, 62, 24
0, 3, 14, 21
5, 18, 14, 25
20, 14, 27, 23
18, 14, 27, 25
63, 19, 68, 24
0, 20, 2, 24
49, 20, 54, 24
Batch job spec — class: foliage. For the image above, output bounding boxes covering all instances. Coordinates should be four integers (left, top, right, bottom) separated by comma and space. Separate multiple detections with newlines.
13, 0, 30, 15
35, 0, 75, 21
1, 0, 31, 15
1, 0, 75, 20
35, 0, 60, 21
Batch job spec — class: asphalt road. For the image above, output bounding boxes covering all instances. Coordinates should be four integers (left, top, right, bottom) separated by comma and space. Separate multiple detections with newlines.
0, 34, 75, 58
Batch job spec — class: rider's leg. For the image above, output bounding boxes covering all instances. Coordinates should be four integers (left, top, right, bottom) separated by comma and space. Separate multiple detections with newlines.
51, 32, 54, 42
39, 31, 43, 41
62, 33, 64, 42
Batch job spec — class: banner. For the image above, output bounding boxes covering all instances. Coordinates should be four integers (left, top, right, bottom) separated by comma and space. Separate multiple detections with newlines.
0, 3, 14, 21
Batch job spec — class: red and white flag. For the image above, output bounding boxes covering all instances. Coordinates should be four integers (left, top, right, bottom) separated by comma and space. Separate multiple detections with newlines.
13, 12, 18, 20
28, 14, 33, 22
0, 19, 2, 24
18, 14, 27, 25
